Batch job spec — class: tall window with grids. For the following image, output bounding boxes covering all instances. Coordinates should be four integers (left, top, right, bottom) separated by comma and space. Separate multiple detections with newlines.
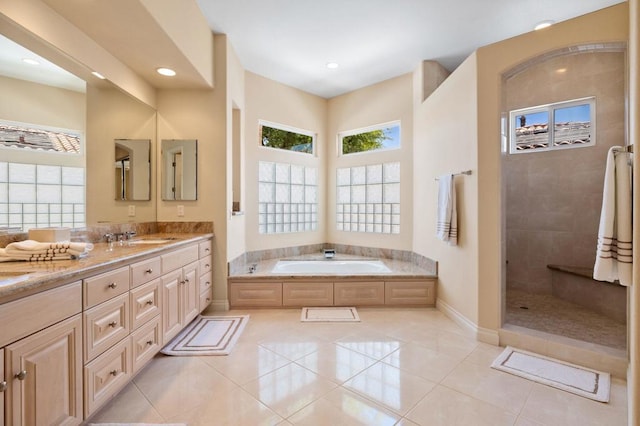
258, 161, 318, 234
336, 162, 400, 234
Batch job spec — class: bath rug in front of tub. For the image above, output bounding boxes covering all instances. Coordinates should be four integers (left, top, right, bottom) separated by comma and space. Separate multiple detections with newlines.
161, 315, 248, 356
301, 307, 360, 322
491, 346, 610, 402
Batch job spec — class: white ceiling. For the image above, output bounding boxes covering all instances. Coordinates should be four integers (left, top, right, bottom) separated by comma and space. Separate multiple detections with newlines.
196, 0, 625, 98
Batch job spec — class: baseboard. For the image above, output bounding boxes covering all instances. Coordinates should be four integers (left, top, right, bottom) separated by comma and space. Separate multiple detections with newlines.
210, 299, 230, 311
436, 298, 500, 345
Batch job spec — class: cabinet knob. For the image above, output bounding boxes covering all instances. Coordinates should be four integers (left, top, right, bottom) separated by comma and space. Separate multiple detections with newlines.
0, 381, 7, 392
205, 248, 210, 252
146, 340, 154, 346
15, 370, 27, 381
184, 278, 190, 283
206, 298, 211, 302
110, 370, 118, 376
205, 264, 210, 268
145, 268, 153, 274
206, 281, 211, 287
179, 280, 185, 285
108, 282, 117, 289
146, 300, 154, 305
108, 321, 117, 328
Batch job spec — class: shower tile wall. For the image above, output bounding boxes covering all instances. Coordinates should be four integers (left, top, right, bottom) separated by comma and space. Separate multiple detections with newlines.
504, 51, 625, 294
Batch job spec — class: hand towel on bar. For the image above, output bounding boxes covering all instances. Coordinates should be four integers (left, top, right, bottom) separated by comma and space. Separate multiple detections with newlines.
436, 174, 458, 246
594, 146, 632, 286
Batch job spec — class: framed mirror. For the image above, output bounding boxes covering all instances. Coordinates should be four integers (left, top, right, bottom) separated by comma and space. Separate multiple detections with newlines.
114, 139, 150, 201
161, 139, 197, 201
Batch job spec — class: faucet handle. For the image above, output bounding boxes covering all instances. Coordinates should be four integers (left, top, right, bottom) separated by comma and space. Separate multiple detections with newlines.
104, 233, 115, 243
125, 231, 137, 240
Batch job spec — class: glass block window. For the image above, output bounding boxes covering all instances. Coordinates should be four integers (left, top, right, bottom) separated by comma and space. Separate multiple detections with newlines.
336, 162, 400, 234
509, 97, 595, 153
0, 162, 85, 231
258, 161, 317, 234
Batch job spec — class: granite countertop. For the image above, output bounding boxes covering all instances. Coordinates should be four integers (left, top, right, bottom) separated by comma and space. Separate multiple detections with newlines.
0, 232, 213, 304
230, 253, 437, 280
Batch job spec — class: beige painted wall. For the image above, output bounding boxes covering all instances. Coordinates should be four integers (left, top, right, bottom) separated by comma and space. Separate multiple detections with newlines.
327, 73, 414, 250
0, 75, 85, 167
156, 35, 229, 308
413, 54, 479, 325
86, 85, 157, 224
226, 39, 247, 263
244, 71, 327, 252
475, 4, 628, 333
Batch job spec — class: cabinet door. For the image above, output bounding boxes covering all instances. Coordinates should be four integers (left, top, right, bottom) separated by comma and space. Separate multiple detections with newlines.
182, 261, 199, 326
162, 269, 183, 342
5, 314, 83, 426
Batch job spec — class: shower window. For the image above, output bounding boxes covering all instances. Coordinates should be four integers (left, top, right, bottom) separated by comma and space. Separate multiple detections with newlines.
259, 120, 315, 155
509, 97, 595, 153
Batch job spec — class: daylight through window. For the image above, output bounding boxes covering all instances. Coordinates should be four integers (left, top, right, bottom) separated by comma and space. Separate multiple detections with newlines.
259, 121, 314, 155
509, 97, 595, 153
340, 122, 401, 155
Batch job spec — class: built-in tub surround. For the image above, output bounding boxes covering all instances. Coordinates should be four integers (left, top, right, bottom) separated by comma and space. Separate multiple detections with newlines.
228, 243, 437, 276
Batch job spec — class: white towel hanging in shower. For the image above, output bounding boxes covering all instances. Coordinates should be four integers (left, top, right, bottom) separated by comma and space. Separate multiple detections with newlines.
594, 146, 632, 286
436, 174, 457, 246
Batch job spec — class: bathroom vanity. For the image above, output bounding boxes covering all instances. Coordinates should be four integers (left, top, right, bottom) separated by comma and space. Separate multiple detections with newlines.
0, 233, 212, 424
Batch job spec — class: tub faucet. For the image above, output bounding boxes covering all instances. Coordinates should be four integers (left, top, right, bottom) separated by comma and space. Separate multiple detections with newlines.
323, 249, 336, 259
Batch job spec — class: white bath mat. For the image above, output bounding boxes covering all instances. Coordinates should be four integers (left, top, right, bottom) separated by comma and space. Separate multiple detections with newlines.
491, 346, 610, 402
161, 315, 248, 356
301, 307, 360, 322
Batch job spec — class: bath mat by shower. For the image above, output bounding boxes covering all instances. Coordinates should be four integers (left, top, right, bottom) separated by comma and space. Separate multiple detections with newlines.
161, 315, 248, 356
491, 346, 610, 402
301, 307, 360, 322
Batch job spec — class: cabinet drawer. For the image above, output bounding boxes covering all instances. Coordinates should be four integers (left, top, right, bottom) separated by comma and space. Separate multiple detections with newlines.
130, 256, 161, 288
0, 281, 81, 348
199, 240, 212, 258
228, 281, 282, 307
283, 282, 333, 307
162, 244, 199, 273
334, 281, 385, 306
199, 271, 213, 294
131, 315, 161, 373
130, 278, 162, 330
84, 266, 130, 308
384, 280, 436, 306
84, 337, 132, 418
84, 293, 130, 362
199, 255, 212, 275
199, 289, 212, 311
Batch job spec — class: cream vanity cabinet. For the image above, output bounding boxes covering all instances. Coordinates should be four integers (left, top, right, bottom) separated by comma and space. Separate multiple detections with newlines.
1, 282, 83, 425
161, 244, 200, 343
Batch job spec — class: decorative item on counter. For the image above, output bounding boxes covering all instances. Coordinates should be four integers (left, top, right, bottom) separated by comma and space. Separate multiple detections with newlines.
28, 227, 71, 242
0, 240, 93, 262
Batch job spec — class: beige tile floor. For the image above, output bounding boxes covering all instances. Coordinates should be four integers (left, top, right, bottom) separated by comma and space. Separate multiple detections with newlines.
87, 307, 628, 426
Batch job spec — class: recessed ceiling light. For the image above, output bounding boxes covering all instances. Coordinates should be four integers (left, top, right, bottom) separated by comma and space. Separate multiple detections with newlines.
556, 68, 567, 74
326, 62, 339, 69
91, 71, 106, 80
534, 20, 554, 31
156, 67, 176, 76
22, 58, 39, 66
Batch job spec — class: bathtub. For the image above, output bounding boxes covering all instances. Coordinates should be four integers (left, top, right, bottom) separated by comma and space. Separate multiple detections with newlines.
271, 259, 392, 274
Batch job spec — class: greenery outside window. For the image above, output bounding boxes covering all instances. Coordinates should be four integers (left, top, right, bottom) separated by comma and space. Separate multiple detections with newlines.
259, 120, 315, 155
509, 97, 595, 153
340, 121, 401, 155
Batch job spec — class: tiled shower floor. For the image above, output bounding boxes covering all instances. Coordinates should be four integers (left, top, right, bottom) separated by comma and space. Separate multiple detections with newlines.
505, 289, 627, 350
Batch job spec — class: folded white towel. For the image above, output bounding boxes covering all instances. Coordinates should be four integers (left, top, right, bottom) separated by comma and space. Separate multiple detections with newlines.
0, 240, 93, 262
594, 146, 632, 286
436, 174, 458, 246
